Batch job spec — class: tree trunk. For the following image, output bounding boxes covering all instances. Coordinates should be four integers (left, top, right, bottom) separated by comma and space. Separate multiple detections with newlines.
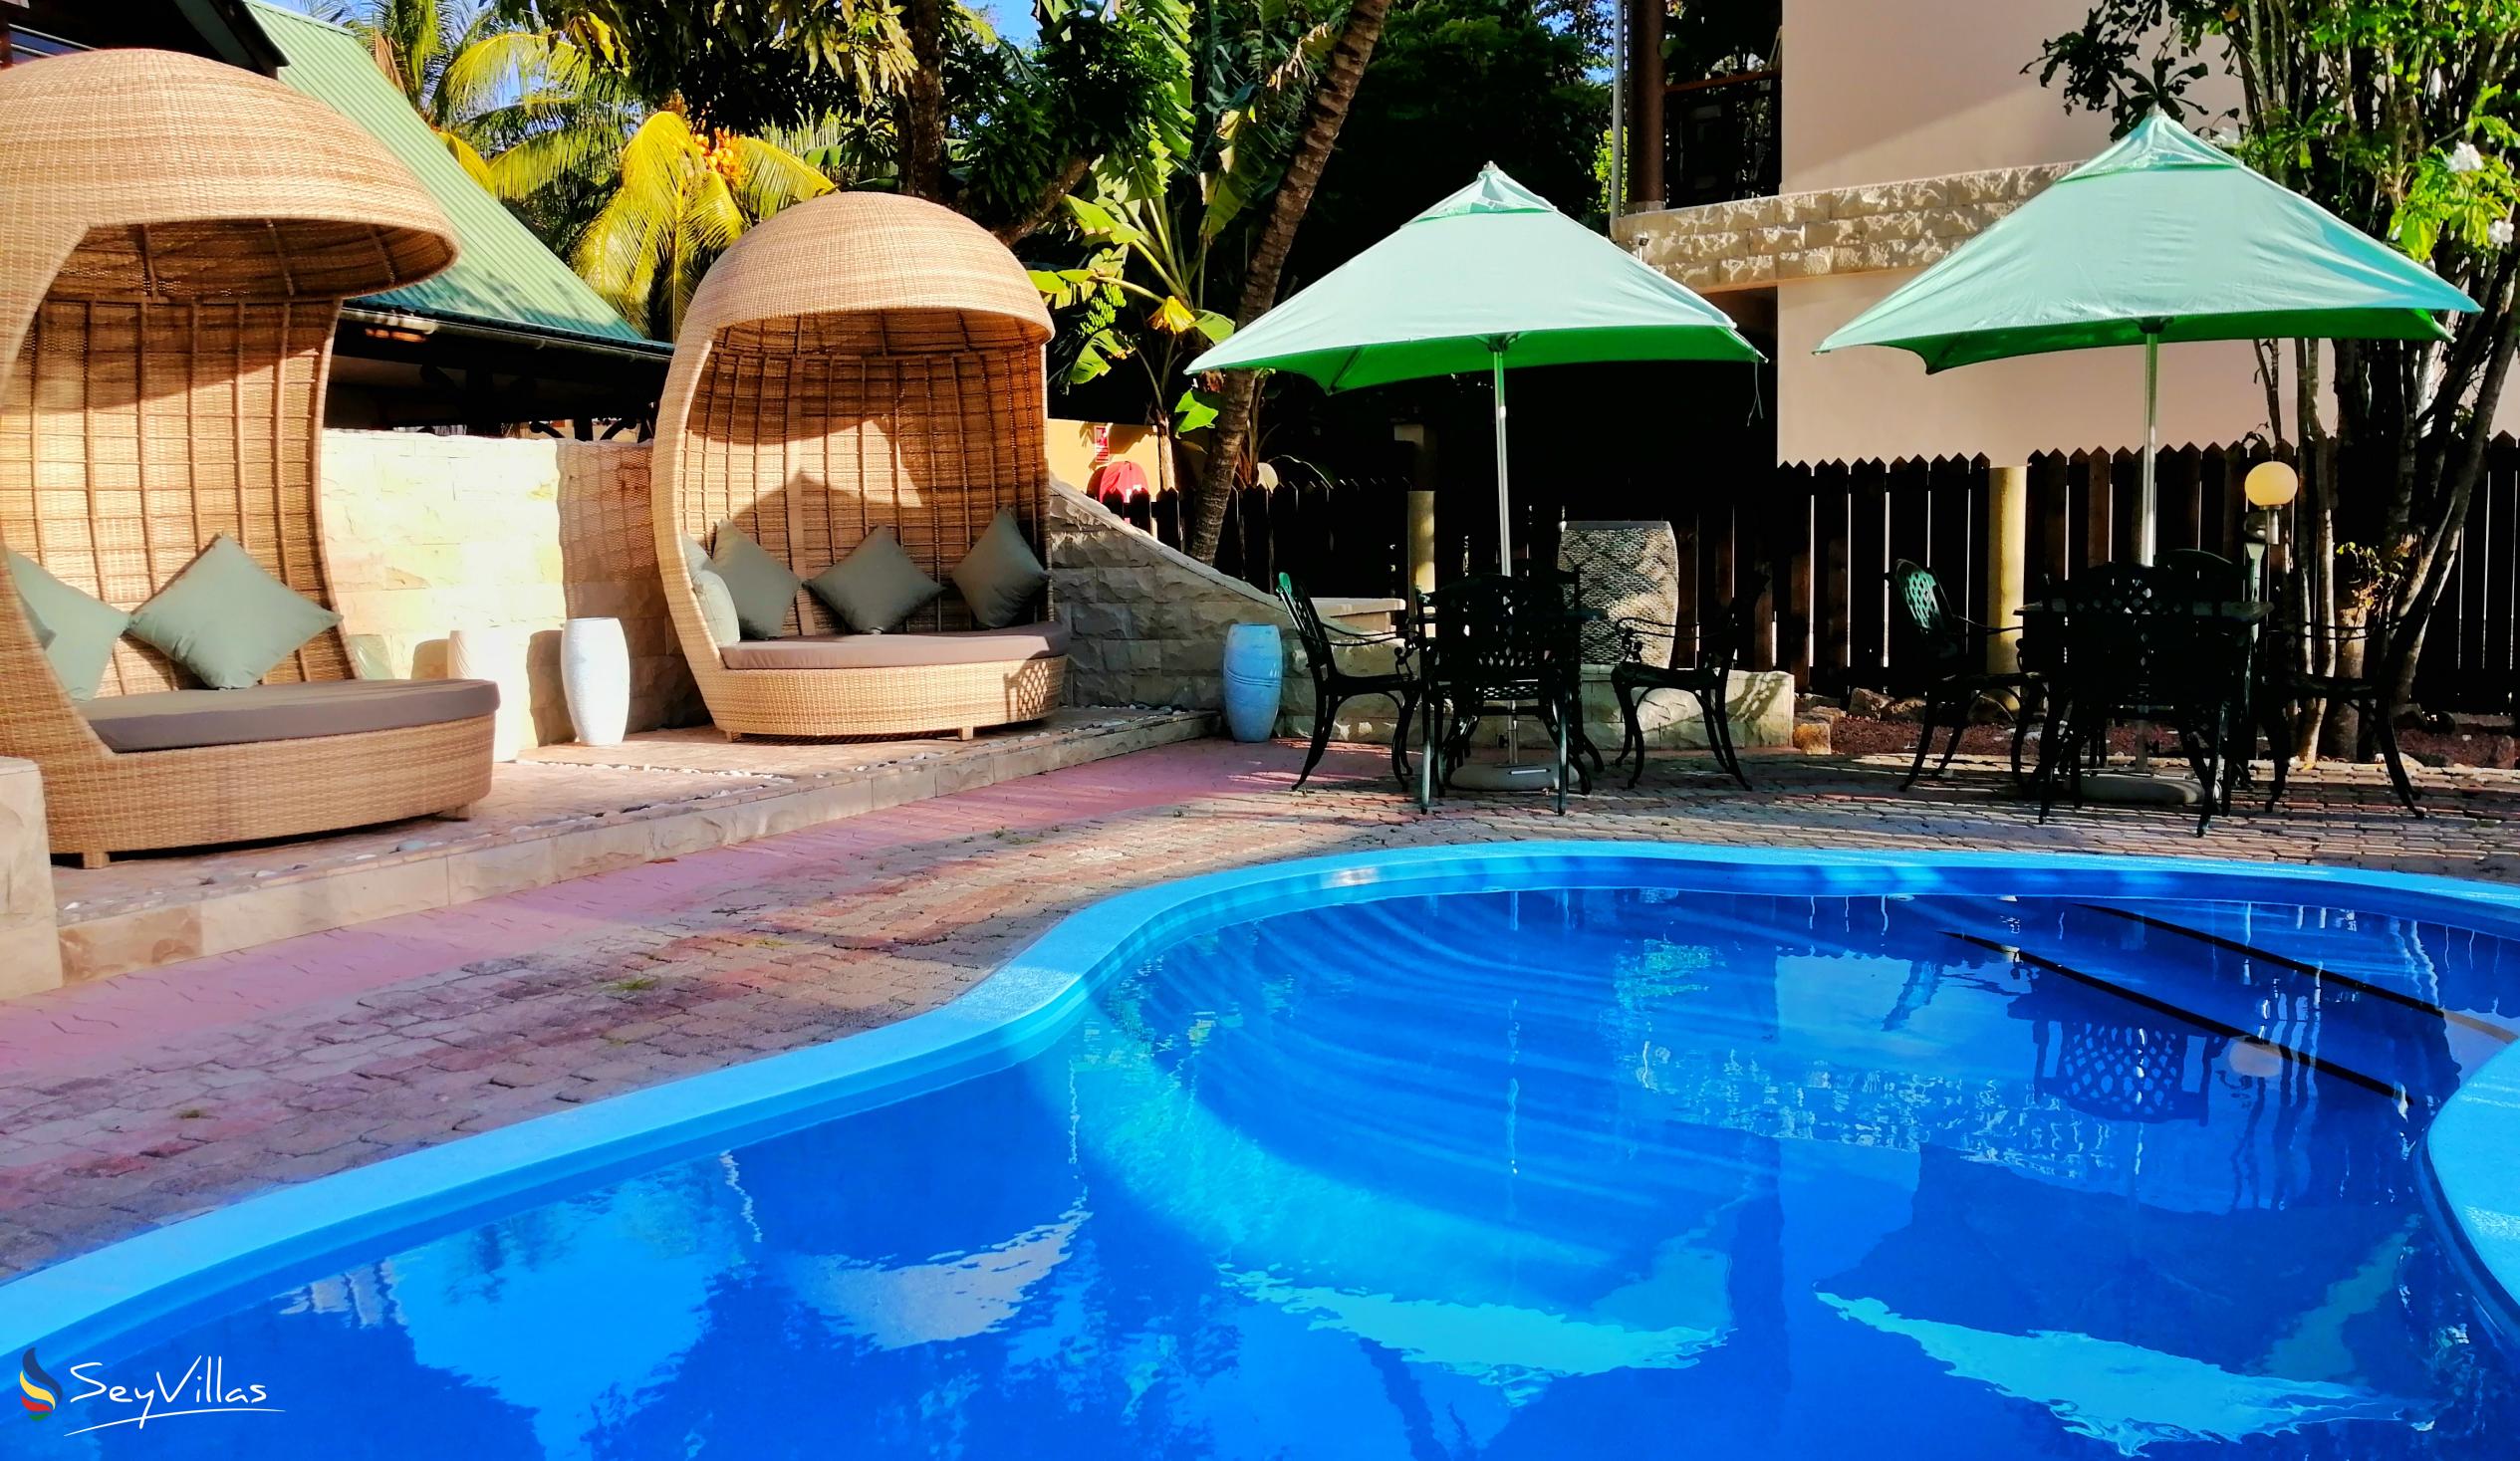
900, 0, 949, 201
2382, 272, 2520, 712
1183, 0, 1394, 564
994, 156, 1093, 247
2292, 348, 2336, 763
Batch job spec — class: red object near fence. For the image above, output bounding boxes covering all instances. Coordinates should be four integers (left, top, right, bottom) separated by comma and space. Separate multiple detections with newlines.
1091, 459, 1149, 500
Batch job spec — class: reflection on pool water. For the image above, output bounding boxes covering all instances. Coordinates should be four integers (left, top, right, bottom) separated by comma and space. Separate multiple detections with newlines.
74, 882, 2520, 1457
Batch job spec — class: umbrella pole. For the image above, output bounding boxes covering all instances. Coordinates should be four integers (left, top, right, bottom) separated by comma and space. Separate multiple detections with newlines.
1492, 346, 1512, 574
1450, 340, 1556, 792
1495, 346, 1519, 762
2139, 326, 2160, 567
2131, 324, 2162, 774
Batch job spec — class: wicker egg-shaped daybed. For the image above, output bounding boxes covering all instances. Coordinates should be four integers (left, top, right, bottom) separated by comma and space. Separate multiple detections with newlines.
0, 51, 495, 863
652, 191, 1068, 739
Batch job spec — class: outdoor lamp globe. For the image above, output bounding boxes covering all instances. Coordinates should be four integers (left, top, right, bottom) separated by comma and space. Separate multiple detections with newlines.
2245, 460, 2300, 509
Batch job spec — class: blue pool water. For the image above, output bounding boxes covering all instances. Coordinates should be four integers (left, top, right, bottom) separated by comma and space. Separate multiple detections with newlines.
42, 875, 2520, 1457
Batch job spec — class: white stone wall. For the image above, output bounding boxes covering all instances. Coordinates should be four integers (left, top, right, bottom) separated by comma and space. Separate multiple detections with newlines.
323, 431, 703, 746
1047, 484, 1312, 719
1045, 485, 1793, 749
0, 757, 60, 997
1613, 163, 2069, 292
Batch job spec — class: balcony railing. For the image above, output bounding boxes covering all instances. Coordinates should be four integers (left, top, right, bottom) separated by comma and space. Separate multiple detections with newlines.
1664, 69, 1779, 210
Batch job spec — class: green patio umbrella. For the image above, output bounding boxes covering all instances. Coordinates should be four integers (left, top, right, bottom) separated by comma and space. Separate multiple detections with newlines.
1818, 112, 2479, 563
1190, 165, 1762, 574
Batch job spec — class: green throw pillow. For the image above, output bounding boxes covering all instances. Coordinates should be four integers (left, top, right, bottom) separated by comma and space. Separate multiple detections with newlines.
950, 510, 1048, 629
707, 524, 803, 640
127, 535, 341, 690
678, 535, 742, 648
6, 551, 128, 700
806, 527, 943, 633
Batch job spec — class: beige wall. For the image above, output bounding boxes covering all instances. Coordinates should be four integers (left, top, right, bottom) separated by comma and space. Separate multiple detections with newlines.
1777, 271, 2284, 464
323, 432, 703, 745
0, 758, 59, 997
1771, 1, 2284, 463
1044, 418, 1177, 496
1782, 0, 2225, 193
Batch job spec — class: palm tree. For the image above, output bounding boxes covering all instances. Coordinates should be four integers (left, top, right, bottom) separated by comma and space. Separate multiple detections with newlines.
1028, 0, 1339, 490
345, 0, 581, 186
562, 105, 836, 337
345, 0, 839, 340
1185, 0, 1394, 562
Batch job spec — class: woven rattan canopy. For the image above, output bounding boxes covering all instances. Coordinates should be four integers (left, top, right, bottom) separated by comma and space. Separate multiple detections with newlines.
652, 190, 1065, 739
676, 191, 1053, 360
0, 49, 454, 343
0, 49, 483, 862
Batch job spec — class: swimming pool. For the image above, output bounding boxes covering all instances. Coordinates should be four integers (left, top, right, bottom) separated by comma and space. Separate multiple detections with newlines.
15, 844, 2520, 1457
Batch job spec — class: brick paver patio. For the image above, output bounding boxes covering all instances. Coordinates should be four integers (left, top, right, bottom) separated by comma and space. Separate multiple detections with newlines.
7, 736, 2520, 1281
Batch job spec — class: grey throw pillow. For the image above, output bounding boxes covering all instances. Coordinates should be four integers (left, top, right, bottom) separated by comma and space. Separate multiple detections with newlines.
806, 527, 943, 633
7, 550, 130, 700
950, 510, 1048, 629
707, 524, 803, 639
678, 535, 742, 648
127, 535, 341, 689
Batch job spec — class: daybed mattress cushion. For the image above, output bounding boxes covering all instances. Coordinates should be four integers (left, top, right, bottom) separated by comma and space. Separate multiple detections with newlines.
81, 678, 501, 754
718, 622, 1070, 671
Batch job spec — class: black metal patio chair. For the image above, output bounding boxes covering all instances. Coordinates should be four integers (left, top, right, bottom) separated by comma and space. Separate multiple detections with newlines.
2251, 569, 2428, 817
1610, 569, 1770, 789
1521, 563, 1605, 787
1890, 559, 2042, 789
1276, 573, 1419, 790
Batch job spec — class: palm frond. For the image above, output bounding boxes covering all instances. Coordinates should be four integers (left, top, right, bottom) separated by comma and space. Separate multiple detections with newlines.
727, 135, 838, 218
570, 111, 696, 336
436, 29, 578, 123
669, 172, 748, 336
378, 0, 440, 104
484, 120, 625, 200
440, 128, 498, 191
612, 108, 703, 237
681, 170, 749, 258
573, 192, 669, 336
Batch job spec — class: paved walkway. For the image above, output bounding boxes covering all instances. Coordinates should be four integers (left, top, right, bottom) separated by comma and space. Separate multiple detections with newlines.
7, 737, 2520, 1280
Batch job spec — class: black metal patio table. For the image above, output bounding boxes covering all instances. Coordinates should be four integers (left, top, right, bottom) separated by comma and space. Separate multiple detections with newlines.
2018, 567, 2267, 836
1409, 574, 1594, 814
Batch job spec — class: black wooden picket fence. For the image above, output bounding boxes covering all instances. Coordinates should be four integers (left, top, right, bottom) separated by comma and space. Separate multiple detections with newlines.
1099, 438, 2520, 713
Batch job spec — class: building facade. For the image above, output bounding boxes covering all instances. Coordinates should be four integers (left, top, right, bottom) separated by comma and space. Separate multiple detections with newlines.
1612, 0, 2286, 467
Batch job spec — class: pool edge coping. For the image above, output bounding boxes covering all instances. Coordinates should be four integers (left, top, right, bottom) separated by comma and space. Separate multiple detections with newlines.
12, 838, 2520, 1357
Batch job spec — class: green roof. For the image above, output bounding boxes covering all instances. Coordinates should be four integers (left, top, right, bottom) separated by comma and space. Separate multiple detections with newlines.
247, 1, 663, 354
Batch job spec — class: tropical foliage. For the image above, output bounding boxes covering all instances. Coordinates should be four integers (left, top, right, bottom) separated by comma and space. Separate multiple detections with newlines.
2037, 1, 2520, 751
564, 107, 837, 336
349, 0, 1596, 497
349, 0, 608, 189
1288, 0, 1601, 285
1026, 0, 1336, 455
343, 1, 840, 336
489, 0, 918, 133
1016, 0, 1606, 558
497, 0, 1193, 244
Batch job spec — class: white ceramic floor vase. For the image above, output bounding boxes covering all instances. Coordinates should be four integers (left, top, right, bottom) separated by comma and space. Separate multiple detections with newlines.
446, 625, 528, 762
561, 615, 630, 747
